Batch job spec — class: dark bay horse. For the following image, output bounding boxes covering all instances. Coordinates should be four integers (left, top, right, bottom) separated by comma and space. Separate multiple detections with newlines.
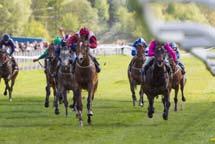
0, 49, 19, 101
74, 41, 98, 126
44, 43, 59, 107
128, 46, 146, 107
142, 47, 172, 120
169, 58, 186, 111
54, 47, 77, 116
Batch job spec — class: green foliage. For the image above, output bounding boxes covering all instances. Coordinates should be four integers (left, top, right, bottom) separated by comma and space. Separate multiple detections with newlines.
0, 0, 31, 36
61, 13, 79, 32
62, 0, 99, 32
95, 0, 109, 22
23, 19, 50, 40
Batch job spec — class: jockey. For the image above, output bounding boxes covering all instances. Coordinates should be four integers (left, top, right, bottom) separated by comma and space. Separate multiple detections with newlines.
129, 38, 147, 72
170, 42, 186, 74
67, 27, 100, 73
131, 38, 148, 56
142, 39, 177, 75
33, 36, 62, 62
0, 34, 18, 71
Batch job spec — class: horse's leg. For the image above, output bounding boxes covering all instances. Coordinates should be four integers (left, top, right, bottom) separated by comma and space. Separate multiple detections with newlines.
87, 84, 94, 125
181, 77, 186, 102
63, 90, 68, 117
3, 78, 8, 96
174, 86, 179, 112
5, 79, 12, 102
130, 80, 137, 106
139, 85, 144, 107
76, 89, 83, 127
163, 92, 170, 120
54, 90, 60, 115
45, 82, 51, 108
147, 95, 154, 118
69, 91, 76, 111
9, 77, 17, 102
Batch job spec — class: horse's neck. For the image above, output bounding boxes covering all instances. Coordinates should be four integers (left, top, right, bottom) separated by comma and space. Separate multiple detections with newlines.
133, 55, 145, 67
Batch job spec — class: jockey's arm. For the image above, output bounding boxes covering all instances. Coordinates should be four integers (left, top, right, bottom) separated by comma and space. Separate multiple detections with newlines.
88, 36, 97, 49
33, 49, 48, 62
164, 43, 177, 62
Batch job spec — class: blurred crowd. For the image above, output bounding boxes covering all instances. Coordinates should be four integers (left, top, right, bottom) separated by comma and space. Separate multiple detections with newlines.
14, 41, 47, 52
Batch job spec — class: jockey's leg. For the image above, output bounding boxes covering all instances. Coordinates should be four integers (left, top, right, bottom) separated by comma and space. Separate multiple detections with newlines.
165, 61, 172, 76
178, 61, 186, 74
11, 57, 18, 71
89, 54, 101, 73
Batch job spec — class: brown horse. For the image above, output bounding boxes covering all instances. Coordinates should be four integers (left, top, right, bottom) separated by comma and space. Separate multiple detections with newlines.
74, 41, 98, 126
142, 47, 172, 120
169, 58, 186, 111
0, 49, 19, 101
128, 46, 146, 107
54, 47, 77, 116
44, 43, 59, 108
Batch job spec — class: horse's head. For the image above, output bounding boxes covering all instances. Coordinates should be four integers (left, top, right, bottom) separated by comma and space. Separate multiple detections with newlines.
47, 43, 56, 61
59, 47, 71, 72
76, 40, 89, 65
154, 46, 166, 68
136, 45, 145, 57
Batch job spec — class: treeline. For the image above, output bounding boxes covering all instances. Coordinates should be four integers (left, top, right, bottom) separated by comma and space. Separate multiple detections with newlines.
0, 0, 146, 42
1, 0, 215, 43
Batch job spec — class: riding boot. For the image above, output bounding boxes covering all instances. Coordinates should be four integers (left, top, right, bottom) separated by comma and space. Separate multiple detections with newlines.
11, 57, 19, 72
89, 55, 101, 73
178, 61, 186, 75
165, 63, 173, 77
93, 58, 101, 73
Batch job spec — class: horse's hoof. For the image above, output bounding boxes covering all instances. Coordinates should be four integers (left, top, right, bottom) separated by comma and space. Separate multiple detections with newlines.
9, 98, 12, 102
4, 92, 7, 96
148, 112, 153, 118
55, 109, 60, 115
163, 113, 168, 120
44, 102, 49, 108
174, 108, 178, 112
182, 97, 186, 102
87, 117, 92, 125
79, 121, 83, 127
139, 102, 144, 107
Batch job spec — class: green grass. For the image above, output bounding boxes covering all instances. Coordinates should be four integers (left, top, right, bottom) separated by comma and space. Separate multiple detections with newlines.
1, 55, 215, 144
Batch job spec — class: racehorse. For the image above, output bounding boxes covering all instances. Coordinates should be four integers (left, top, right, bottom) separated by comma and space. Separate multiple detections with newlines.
0, 49, 19, 101
54, 46, 77, 116
74, 41, 98, 126
128, 46, 146, 107
142, 47, 172, 120
44, 43, 59, 108
169, 58, 186, 111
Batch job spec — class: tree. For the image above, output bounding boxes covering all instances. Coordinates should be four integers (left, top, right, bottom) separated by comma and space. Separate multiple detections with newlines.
0, 0, 31, 36
23, 19, 50, 40
95, 0, 109, 22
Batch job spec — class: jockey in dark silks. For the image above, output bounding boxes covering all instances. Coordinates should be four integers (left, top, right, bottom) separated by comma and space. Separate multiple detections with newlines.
0, 34, 18, 71
169, 42, 186, 75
